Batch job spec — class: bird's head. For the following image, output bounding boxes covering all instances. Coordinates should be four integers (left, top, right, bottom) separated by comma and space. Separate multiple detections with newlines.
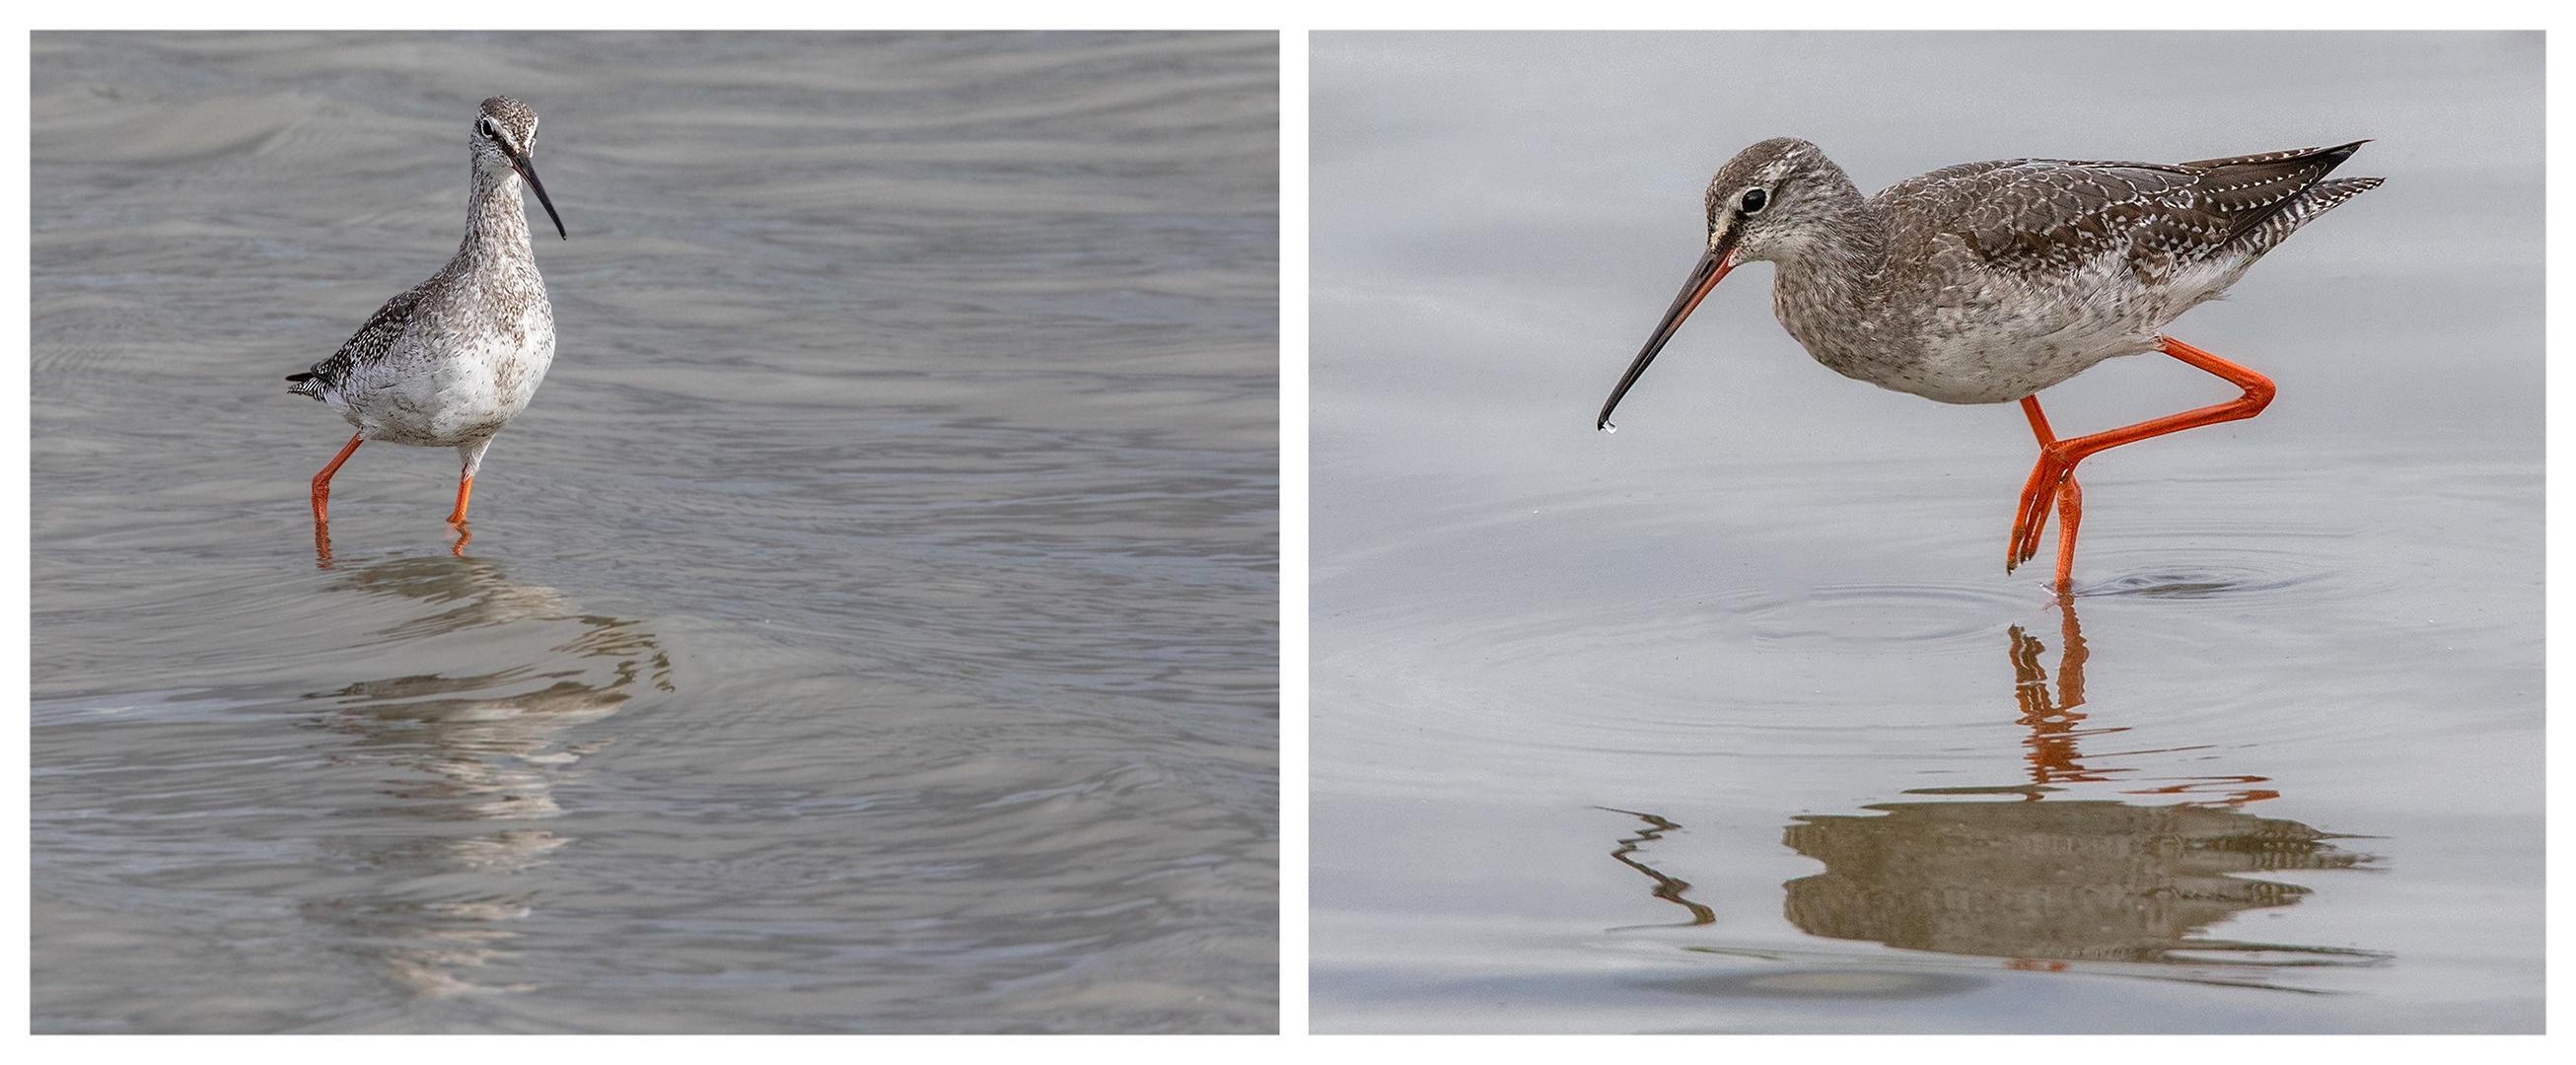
1701, 137, 1852, 266
471, 96, 566, 241
1596, 137, 1854, 432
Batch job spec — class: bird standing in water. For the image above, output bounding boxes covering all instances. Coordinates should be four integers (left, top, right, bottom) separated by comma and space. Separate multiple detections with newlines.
1597, 137, 2379, 590
289, 96, 566, 554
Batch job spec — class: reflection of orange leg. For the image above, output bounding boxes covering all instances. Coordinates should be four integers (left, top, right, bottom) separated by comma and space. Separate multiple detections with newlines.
2012, 601, 2102, 791
311, 432, 364, 524
2053, 593, 2086, 712
2008, 337, 2275, 588
2010, 625, 2083, 789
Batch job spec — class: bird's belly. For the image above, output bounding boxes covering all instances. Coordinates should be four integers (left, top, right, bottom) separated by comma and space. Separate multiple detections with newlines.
1792, 272, 2172, 404
1898, 325, 2162, 404
1793, 313, 2166, 405
342, 328, 554, 447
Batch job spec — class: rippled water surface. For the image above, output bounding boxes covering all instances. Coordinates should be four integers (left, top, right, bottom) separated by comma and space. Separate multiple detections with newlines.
34, 31, 1276, 1032
1312, 32, 2538, 1032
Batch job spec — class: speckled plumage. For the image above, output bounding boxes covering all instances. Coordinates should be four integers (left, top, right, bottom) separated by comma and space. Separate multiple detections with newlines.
1685, 138, 2379, 405
290, 96, 564, 517
1597, 137, 2382, 590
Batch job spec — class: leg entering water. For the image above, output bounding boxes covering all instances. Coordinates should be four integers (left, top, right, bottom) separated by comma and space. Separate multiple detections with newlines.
449, 437, 493, 526
2013, 397, 2083, 591
311, 432, 364, 524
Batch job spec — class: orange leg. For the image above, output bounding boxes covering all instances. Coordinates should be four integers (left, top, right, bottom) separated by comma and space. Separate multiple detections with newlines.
447, 474, 474, 555
447, 474, 474, 526
2014, 397, 2086, 590
312, 432, 364, 524
2007, 336, 2276, 589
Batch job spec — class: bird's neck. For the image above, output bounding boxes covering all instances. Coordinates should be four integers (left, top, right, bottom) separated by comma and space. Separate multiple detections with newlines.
1775, 194, 1887, 296
457, 166, 534, 274
1770, 199, 1892, 356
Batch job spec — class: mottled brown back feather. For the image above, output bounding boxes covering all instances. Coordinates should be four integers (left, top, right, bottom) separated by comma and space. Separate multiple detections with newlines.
1892, 141, 2371, 287
287, 276, 437, 399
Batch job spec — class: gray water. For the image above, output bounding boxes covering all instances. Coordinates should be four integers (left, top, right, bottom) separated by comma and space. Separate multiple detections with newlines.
1312, 32, 2540, 1032
33, 32, 1276, 1032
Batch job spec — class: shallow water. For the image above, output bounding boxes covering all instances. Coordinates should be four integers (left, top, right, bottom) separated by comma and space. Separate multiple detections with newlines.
33, 31, 1276, 1032
1311, 32, 2539, 1032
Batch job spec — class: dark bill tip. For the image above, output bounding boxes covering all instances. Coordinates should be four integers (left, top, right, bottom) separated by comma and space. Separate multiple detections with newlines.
514, 152, 568, 241
1596, 244, 1736, 431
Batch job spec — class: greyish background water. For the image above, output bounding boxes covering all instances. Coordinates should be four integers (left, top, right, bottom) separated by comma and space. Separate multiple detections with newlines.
1312, 33, 2540, 1032
33, 31, 1276, 1033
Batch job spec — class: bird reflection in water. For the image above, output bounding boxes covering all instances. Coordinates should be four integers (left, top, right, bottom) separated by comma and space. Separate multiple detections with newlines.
315, 513, 475, 567
1609, 596, 2386, 990
1602, 809, 1714, 929
295, 554, 672, 998
2001, 595, 2274, 803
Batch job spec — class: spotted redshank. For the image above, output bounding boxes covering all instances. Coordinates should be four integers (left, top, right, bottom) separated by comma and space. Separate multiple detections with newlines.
1596, 137, 2380, 590
288, 96, 566, 551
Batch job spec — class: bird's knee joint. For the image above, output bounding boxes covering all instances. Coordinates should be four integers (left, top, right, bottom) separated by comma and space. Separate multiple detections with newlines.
2241, 379, 2276, 412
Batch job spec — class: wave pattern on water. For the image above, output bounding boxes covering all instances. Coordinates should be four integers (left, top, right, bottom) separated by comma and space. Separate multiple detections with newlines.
35, 31, 1276, 1033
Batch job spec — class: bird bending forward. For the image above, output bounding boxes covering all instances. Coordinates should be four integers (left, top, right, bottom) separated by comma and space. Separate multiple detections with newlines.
289, 96, 567, 550
1597, 137, 2380, 590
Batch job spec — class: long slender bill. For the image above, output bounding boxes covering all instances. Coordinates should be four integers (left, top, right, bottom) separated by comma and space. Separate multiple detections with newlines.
512, 151, 568, 241
1597, 244, 1737, 431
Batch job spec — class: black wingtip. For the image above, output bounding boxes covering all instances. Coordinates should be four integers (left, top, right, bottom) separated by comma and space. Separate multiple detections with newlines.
286, 372, 313, 383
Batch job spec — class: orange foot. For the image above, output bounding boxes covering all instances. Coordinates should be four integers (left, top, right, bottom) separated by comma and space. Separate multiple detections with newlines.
2009, 449, 2085, 590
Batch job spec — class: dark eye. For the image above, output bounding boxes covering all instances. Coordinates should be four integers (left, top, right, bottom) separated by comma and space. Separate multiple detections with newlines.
1741, 187, 1769, 214
478, 118, 497, 137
